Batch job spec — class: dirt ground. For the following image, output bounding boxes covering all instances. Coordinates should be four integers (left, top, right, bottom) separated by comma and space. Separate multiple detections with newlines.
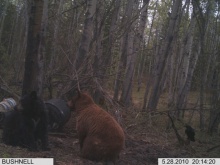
0, 109, 220, 165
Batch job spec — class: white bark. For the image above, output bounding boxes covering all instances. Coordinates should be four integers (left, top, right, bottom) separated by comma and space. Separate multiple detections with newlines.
147, 0, 182, 111
75, 0, 97, 70
175, 11, 196, 112
120, 0, 149, 105
137, 0, 157, 92
114, 0, 134, 101
49, 0, 64, 71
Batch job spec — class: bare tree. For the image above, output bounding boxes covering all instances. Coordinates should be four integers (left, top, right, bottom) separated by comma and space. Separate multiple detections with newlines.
102, 0, 121, 81
137, 0, 158, 92
170, 0, 197, 117
92, 0, 104, 103
22, 0, 48, 96
46, 0, 64, 98
120, 0, 150, 106
193, 0, 215, 130
75, 0, 97, 71
207, 2, 220, 134
49, 0, 64, 72
208, 69, 220, 134
146, 0, 182, 111
0, 0, 9, 45
114, 0, 134, 101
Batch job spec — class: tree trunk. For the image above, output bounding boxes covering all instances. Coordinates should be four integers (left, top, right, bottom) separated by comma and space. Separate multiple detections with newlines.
177, 42, 200, 117
47, 0, 64, 98
208, 69, 220, 134
113, 0, 134, 101
22, 0, 48, 96
174, 5, 197, 117
207, 14, 220, 134
75, 0, 97, 71
0, 0, 9, 45
92, 1, 104, 103
120, 0, 150, 106
142, 23, 161, 110
102, 0, 121, 81
49, 0, 64, 71
137, 0, 157, 92
195, 0, 214, 130
147, 0, 182, 111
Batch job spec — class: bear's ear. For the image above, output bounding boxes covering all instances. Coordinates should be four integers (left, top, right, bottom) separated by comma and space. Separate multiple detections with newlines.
30, 91, 38, 100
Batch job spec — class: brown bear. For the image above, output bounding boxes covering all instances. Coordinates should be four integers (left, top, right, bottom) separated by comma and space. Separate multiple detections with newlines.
68, 91, 125, 163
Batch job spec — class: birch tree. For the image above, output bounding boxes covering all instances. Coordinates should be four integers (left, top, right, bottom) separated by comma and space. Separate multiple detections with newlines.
114, 0, 134, 101
193, 0, 215, 130
49, 0, 64, 72
146, 0, 182, 111
92, 1, 104, 103
175, 18, 197, 114
102, 0, 121, 81
207, 3, 220, 134
208, 69, 220, 134
46, 0, 64, 98
120, 0, 150, 106
137, 0, 158, 92
170, 0, 197, 117
75, 0, 97, 71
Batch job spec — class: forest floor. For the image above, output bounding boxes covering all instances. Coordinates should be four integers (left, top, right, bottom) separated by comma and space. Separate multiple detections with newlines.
0, 92, 220, 165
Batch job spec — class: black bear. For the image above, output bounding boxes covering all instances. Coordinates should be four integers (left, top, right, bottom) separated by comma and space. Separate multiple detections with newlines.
185, 125, 195, 142
2, 91, 49, 151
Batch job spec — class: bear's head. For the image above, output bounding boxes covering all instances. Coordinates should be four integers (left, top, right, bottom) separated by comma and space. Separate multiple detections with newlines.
68, 91, 94, 112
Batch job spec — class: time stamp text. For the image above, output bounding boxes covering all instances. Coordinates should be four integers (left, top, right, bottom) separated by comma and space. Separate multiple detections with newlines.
158, 158, 220, 165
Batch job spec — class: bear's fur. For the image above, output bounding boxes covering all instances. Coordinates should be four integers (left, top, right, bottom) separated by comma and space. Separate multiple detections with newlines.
185, 125, 195, 142
68, 91, 125, 163
2, 91, 49, 151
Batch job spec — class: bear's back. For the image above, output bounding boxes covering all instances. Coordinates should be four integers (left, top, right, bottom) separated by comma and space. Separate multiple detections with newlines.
78, 104, 123, 135
77, 104, 125, 162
